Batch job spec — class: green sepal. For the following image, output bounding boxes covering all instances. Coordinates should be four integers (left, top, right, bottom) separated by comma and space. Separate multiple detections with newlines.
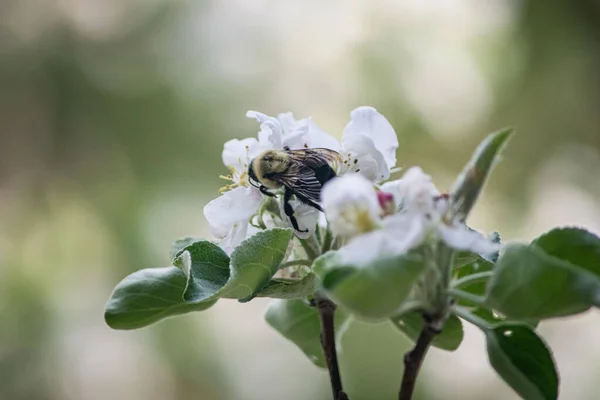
450, 128, 514, 222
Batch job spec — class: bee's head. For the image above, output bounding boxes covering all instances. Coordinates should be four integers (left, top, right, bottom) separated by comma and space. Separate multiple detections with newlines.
247, 161, 258, 184
257, 150, 290, 174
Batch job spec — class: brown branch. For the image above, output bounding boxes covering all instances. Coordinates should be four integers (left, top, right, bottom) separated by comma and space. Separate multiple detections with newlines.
315, 297, 349, 400
398, 316, 441, 400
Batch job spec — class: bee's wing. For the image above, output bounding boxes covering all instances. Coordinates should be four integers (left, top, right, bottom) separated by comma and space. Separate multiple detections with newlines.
274, 148, 340, 204
290, 166, 324, 203
286, 148, 340, 169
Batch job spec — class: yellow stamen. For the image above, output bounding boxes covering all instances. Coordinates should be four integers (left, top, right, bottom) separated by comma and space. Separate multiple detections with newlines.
218, 166, 249, 194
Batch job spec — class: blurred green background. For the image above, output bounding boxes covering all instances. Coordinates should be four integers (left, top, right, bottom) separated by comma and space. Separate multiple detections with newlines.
2, 1, 600, 399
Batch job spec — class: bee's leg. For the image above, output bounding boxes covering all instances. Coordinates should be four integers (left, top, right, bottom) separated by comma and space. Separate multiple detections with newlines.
293, 192, 324, 212
259, 185, 276, 197
284, 188, 308, 232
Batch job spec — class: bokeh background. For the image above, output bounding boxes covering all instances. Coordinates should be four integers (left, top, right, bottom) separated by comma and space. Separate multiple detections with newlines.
2, 0, 600, 399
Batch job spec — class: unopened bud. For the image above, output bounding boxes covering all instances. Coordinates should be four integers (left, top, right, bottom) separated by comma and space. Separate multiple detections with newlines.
377, 190, 395, 216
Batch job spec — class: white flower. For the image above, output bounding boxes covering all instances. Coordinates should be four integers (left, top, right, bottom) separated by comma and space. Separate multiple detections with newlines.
204, 111, 335, 252
321, 169, 499, 266
246, 111, 340, 151
321, 173, 381, 236
339, 107, 399, 182
203, 136, 263, 254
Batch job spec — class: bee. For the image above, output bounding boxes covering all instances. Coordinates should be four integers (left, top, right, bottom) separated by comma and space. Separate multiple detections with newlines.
248, 147, 339, 232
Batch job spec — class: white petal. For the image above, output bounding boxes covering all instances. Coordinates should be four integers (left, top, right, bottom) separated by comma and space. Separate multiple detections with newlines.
336, 230, 401, 267
306, 119, 341, 151
438, 224, 501, 254
281, 118, 310, 150
217, 222, 250, 255
342, 106, 399, 169
277, 112, 297, 135
318, 212, 328, 228
278, 199, 319, 239
247, 110, 284, 148
203, 186, 262, 238
342, 136, 389, 182
395, 167, 441, 216
382, 214, 428, 254
321, 174, 380, 236
246, 110, 277, 125
380, 178, 406, 211
222, 138, 261, 171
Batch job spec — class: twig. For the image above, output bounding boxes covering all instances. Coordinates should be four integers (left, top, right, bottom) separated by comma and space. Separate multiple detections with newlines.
313, 296, 348, 400
398, 316, 441, 400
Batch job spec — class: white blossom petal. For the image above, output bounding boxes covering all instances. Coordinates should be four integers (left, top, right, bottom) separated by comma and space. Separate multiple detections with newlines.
247, 110, 284, 148
342, 135, 389, 182
382, 214, 428, 254
318, 212, 328, 228
217, 222, 250, 255
247, 110, 313, 150
380, 178, 405, 211
336, 230, 402, 267
342, 106, 399, 169
203, 186, 262, 238
438, 224, 501, 255
277, 112, 297, 135
281, 118, 309, 150
222, 138, 261, 171
306, 119, 341, 151
395, 167, 441, 215
278, 199, 319, 239
322, 174, 380, 236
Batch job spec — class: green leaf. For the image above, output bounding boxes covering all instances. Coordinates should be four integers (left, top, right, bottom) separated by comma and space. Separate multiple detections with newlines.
225, 228, 293, 302
181, 240, 231, 303
255, 273, 316, 299
264, 299, 350, 368
392, 312, 464, 351
182, 228, 293, 303
265, 299, 325, 367
312, 251, 339, 276
453, 251, 479, 269
105, 267, 217, 330
486, 244, 597, 319
170, 236, 202, 260
532, 227, 600, 278
486, 323, 559, 400
317, 252, 426, 320
450, 128, 514, 222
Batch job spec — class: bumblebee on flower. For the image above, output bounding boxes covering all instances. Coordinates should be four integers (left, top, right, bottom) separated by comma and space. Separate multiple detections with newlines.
203, 106, 400, 253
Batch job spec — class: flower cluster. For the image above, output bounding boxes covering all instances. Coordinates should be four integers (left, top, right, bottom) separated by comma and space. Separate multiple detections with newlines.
321, 168, 499, 265
204, 105, 498, 263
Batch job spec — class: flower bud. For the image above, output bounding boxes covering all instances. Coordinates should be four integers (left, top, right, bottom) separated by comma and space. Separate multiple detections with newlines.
377, 190, 396, 217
